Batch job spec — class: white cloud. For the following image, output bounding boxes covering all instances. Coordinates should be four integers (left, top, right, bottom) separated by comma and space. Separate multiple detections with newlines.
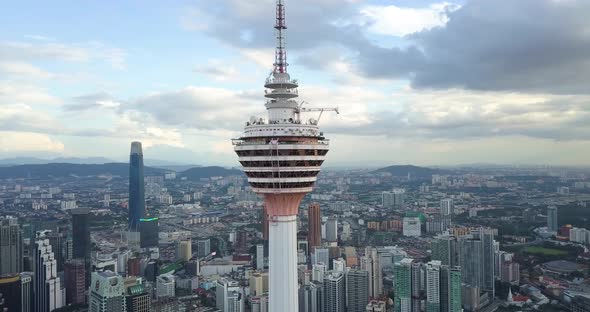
0, 81, 62, 106
0, 61, 54, 79
0, 131, 64, 153
360, 2, 460, 37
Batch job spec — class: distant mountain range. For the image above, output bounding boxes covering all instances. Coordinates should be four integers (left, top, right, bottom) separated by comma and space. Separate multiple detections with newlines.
373, 165, 452, 178
0, 163, 241, 179
0, 157, 200, 170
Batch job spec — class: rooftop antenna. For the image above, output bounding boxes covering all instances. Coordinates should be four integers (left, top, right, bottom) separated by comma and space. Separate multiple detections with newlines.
274, 0, 288, 74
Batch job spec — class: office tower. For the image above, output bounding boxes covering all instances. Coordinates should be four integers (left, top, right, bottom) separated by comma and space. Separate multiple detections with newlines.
256, 244, 265, 270
333, 258, 345, 272
185, 260, 199, 277
176, 238, 192, 261
312, 263, 327, 282
249, 272, 269, 297
346, 269, 369, 312
64, 259, 86, 305
156, 275, 175, 298
394, 258, 413, 312
459, 228, 495, 297
144, 260, 158, 282
547, 206, 558, 232
0, 273, 22, 311
127, 257, 141, 277
34, 231, 63, 312
426, 261, 441, 312
20, 272, 33, 312
382, 188, 405, 209
252, 295, 269, 312
125, 280, 150, 312
46, 230, 65, 272
411, 262, 425, 312
262, 205, 269, 241
360, 247, 383, 298
431, 235, 458, 267
440, 199, 454, 216
88, 271, 126, 312
139, 217, 158, 248
71, 208, 91, 287
216, 278, 241, 312
0, 217, 23, 275
313, 248, 330, 267
197, 239, 211, 258
323, 271, 345, 312
308, 204, 322, 252
300, 281, 323, 312
403, 217, 422, 237
232, 0, 335, 309
129, 141, 146, 232
326, 218, 338, 243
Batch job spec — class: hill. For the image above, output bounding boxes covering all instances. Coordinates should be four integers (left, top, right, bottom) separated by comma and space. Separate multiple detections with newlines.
179, 166, 243, 180
0, 163, 166, 179
373, 165, 451, 178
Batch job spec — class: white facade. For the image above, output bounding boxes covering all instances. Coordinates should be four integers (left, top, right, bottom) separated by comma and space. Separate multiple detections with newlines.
403, 217, 422, 237
312, 263, 327, 282
216, 278, 241, 312
156, 275, 175, 298
269, 215, 299, 311
88, 271, 126, 312
382, 188, 405, 209
426, 261, 441, 309
333, 258, 346, 272
256, 244, 265, 270
326, 218, 338, 242
570, 227, 589, 244
440, 199, 454, 216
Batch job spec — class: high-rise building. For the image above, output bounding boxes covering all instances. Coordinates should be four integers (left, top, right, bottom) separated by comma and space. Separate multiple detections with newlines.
394, 258, 414, 312
124, 279, 150, 312
411, 262, 425, 312
440, 199, 454, 216
256, 244, 265, 270
382, 188, 405, 209
129, 141, 146, 232
324, 271, 345, 312
139, 217, 159, 248
34, 231, 64, 312
424, 261, 462, 312
216, 278, 241, 312
0, 273, 22, 311
333, 258, 346, 272
20, 272, 33, 312
308, 203, 322, 253
547, 206, 558, 232
46, 230, 65, 272
360, 247, 383, 298
313, 248, 330, 267
459, 228, 495, 297
64, 259, 86, 305
71, 208, 91, 287
366, 300, 387, 312
403, 217, 422, 237
156, 275, 175, 298
0, 217, 23, 275
176, 238, 192, 261
426, 261, 441, 312
231, 0, 334, 310
197, 239, 211, 258
88, 271, 126, 312
326, 218, 338, 243
431, 235, 458, 267
251, 295, 269, 312
346, 269, 369, 312
300, 281, 323, 312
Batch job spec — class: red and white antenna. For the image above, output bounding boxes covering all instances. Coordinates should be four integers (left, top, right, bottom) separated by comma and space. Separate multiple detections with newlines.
273, 0, 288, 74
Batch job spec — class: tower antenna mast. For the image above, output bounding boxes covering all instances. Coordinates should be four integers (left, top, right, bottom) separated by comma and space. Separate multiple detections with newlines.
274, 0, 288, 74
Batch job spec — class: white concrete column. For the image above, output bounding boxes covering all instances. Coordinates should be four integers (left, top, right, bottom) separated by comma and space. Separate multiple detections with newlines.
269, 215, 298, 312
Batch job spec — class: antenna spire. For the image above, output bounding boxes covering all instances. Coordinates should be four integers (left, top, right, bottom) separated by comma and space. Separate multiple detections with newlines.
274, 0, 288, 74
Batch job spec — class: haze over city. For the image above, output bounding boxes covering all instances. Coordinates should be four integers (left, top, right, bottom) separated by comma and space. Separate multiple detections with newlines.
2, 0, 590, 166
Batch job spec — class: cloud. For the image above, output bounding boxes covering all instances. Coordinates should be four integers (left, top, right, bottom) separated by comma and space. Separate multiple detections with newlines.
356, 0, 590, 94
0, 131, 64, 153
360, 2, 460, 36
0, 40, 127, 69
65, 92, 120, 111
0, 61, 54, 79
194, 60, 242, 82
0, 81, 62, 105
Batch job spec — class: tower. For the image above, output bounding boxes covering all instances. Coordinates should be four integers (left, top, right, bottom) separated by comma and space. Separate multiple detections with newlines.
346, 269, 369, 312
64, 259, 86, 305
71, 208, 91, 287
34, 231, 64, 312
0, 217, 23, 275
232, 0, 336, 311
88, 271, 126, 312
323, 271, 346, 312
129, 141, 146, 232
308, 203, 321, 253
547, 205, 558, 232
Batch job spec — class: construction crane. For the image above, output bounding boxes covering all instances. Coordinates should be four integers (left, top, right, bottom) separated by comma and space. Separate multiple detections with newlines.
296, 101, 339, 124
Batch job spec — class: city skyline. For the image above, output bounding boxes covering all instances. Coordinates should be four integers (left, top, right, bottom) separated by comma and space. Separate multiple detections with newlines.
2, 0, 590, 166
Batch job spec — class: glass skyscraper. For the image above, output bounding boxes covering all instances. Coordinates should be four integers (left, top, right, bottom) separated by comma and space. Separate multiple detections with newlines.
129, 142, 146, 232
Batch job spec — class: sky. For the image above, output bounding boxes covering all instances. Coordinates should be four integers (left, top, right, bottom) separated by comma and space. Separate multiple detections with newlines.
1, 0, 590, 167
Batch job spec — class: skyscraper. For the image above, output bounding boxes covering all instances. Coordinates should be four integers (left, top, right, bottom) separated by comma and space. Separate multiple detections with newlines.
71, 208, 91, 287
197, 239, 211, 258
34, 231, 63, 312
308, 203, 322, 252
382, 188, 405, 209
300, 281, 323, 312
129, 141, 146, 232
431, 235, 458, 267
326, 218, 338, 243
346, 269, 369, 312
547, 205, 558, 232
88, 271, 126, 312
440, 199, 454, 216
256, 244, 265, 270
176, 238, 192, 261
360, 247, 383, 298
231, 0, 335, 310
394, 258, 414, 312
324, 271, 346, 312
20, 272, 33, 312
459, 228, 495, 297
0, 274, 22, 311
125, 278, 150, 312
64, 259, 86, 305
426, 261, 441, 312
0, 217, 23, 276
139, 217, 159, 248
